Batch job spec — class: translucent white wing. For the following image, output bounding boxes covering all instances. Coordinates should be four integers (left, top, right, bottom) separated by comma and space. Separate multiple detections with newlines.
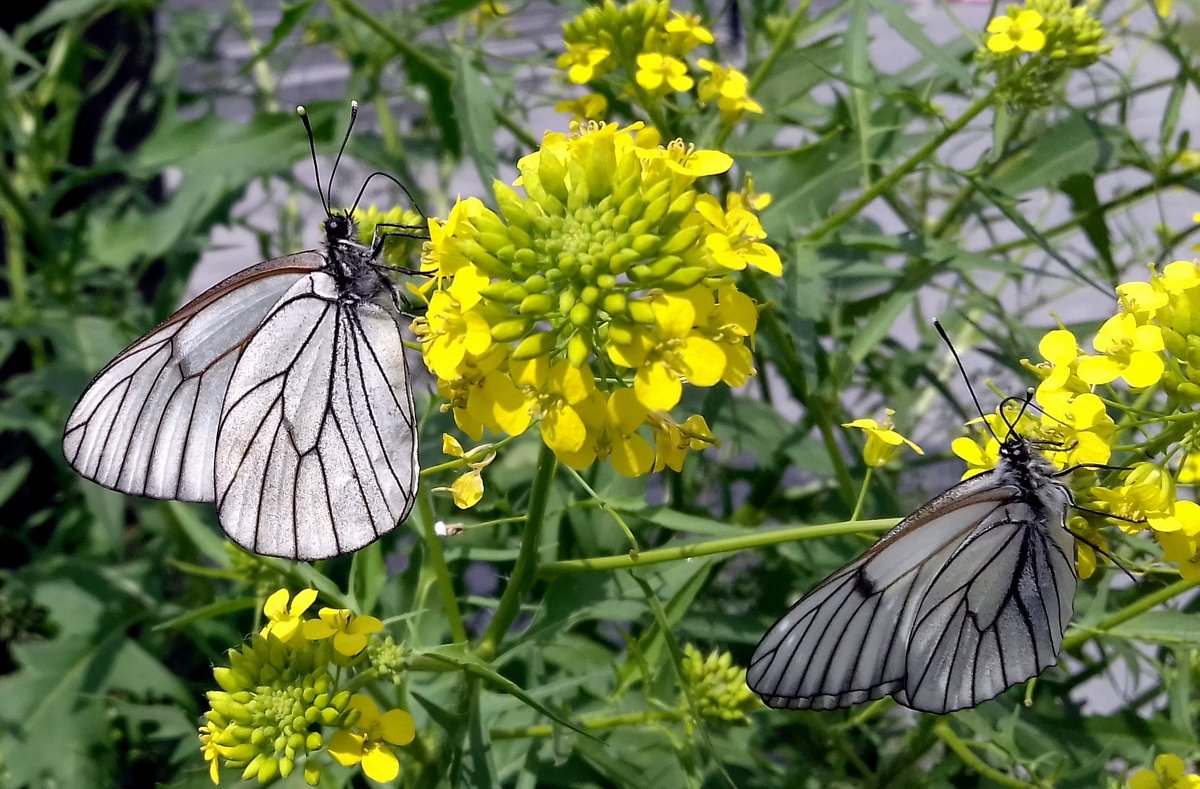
903, 501, 1076, 713
62, 253, 325, 502
214, 273, 419, 560
747, 476, 1013, 710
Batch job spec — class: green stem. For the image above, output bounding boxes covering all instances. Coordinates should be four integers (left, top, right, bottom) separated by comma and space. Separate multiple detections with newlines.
538, 517, 896, 576
934, 722, 1036, 789
476, 442, 557, 659
491, 708, 681, 740
1062, 576, 1200, 653
416, 487, 469, 644
804, 90, 995, 241
850, 467, 874, 521
328, 0, 539, 150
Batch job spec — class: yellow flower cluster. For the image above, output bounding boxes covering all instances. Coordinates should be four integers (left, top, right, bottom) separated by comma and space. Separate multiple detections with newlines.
952, 260, 1200, 579
978, 0, 1110, 108
200, 589, 413, 785
554, 0, 763, 126
413, 122, 778, 477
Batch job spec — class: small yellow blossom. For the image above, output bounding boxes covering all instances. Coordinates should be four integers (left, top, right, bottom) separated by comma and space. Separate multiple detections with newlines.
556, 43, 611, 84
302, 608, 384, 657
843, 408, 924, 468
199, 721, 223, 785
663, 12, 714, 53
697, 60, 764, 124
555, 92, 608, 121
650, 413, 715, 472
261, 588, 317, 644
328, 695, 416, 783
1076, 313, 1165, 388
1129, 754, 1200, 789
635, 52, 693, 93
986, 9, 1047, 53
1090, 463, 1174, 533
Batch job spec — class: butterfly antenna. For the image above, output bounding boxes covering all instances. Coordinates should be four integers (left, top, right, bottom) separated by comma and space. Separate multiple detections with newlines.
297, 105, 330, 216
350, 171, 428, 220
327, 100, 359, 212
933, 319, 1000, 443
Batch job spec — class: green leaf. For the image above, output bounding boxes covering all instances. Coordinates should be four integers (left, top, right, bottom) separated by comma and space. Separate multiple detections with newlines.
453, 50, 500, 187
1059, 173, 1115, 281
1107, 611, 1200, 646
243, 0, 318, 71
989, 115, 1118, 195
349, 540, 388, 613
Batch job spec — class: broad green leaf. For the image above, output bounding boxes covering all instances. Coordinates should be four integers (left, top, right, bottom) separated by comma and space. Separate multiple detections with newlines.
1108, 611, 1200, 646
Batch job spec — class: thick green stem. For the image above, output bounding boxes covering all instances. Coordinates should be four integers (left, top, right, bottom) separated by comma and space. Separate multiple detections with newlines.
417, 487, 469, 644
476, 442, 557, 659
935, 722, 1037, 789
538, 517, 895, 576
491, 708, 681, 740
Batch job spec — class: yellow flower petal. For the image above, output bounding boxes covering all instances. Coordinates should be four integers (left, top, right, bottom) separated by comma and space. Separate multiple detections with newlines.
987, 15, 1014, 33
361, 743, 400, 783
635, 363, 683, 410
290, 588, 318, 616
679, 336, 725, 386
327, 730, 365, 766
1015, 9, 1043, 28
263, 589, 291, 620
450, 470, 484, 509
542, 405, 587, 453
377, 709, 417, 746
1075, 354, 1122, 385
1038, 329, 1078, 365
442, 434, 466, 457
1122, 350, 1164, 388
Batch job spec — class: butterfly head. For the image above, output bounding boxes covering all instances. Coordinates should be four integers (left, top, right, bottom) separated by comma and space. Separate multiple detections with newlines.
324, 212, 356, 243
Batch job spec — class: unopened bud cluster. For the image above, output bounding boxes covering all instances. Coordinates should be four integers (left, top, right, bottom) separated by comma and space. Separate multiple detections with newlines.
679, 644, 759, 725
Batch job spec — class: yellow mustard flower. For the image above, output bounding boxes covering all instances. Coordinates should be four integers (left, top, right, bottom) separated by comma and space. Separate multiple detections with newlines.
986, 9, 1046, 53
1090, 462, 1175, 533
450, 470, 484, 508
261, 588, 317, 644
650, 413, 716, 472
328, 695, 416, 783
302, 608, 384, 657
1037, 392, 1116, 468
435, 434, 494, 508
951, 411, 1037, 478
1158, 529, 1200, 581
663, 11, 714, 53
1129, 753, 1200, 789
1076, 313, 1165, 388
418, 122, 773, 474
635, 52, 693, 93
555, 92, 608, 122
843, 408, 924, 468
557, 43, 611, 84
697, 60, 764, 124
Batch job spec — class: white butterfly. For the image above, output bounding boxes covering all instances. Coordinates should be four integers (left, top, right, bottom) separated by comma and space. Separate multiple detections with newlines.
62, 103, 420, 561
748, 430, 1078, 714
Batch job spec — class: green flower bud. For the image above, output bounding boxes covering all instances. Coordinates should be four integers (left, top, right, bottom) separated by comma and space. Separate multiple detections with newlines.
491, 318, 531, 342
304, 761, 322, 786
513, 332, 557, 359
520, 294, 554, 316
567, 334, 592, 366
603, 293, 627, 315
627, 301, 655, 325
525, 274, 548, 293
664, 267, 708, 288
569, 303, 593, 327
660, 225, 703, 255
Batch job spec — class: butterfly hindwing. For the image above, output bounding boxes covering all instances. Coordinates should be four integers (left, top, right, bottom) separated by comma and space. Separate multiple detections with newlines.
214, 272, 418, 560
62, 253, 325, 502
904, 500, 1077, 712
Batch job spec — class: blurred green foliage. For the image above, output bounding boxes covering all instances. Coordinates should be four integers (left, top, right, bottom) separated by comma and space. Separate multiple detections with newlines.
2, 0, 1200, 786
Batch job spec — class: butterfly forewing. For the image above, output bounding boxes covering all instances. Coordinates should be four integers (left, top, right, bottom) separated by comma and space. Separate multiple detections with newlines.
63, 253, 325, 502
214, 273, 418, 560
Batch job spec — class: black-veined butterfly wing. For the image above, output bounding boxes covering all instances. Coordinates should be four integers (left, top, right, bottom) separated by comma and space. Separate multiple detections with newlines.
747, 475, 1012, 711
63, 253, 325, 502
214, 272, 418, 560
903, 497, 1076, 712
